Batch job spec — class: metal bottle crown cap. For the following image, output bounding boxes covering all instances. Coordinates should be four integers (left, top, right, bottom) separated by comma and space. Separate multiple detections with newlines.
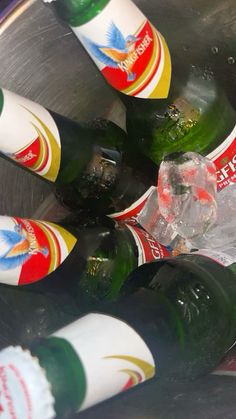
0, 346, 55, 419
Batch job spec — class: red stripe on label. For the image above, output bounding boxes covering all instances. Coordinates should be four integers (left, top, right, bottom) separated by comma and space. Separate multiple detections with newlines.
108, 186, 156, 225
127, 224, 170, 264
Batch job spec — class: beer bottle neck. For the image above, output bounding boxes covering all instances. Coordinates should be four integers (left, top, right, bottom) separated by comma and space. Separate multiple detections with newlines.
31, 336, 86, 416
53, 0, 110, 26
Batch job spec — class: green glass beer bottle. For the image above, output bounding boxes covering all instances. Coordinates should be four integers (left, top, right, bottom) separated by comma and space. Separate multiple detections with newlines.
45, 0, 236, 191
1, 248, 236, 418
0, 87, 157, 221
0, 214, 169, 305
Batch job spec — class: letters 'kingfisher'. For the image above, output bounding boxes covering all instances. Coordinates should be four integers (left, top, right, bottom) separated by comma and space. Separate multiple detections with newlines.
83, 22, 141, 81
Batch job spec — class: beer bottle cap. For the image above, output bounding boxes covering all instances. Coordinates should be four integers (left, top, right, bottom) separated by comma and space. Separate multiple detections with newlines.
0, 346, 55, 419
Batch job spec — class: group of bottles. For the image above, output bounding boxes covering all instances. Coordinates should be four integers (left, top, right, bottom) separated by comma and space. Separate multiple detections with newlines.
0, 0, 235, 418
1, 250, 236, 418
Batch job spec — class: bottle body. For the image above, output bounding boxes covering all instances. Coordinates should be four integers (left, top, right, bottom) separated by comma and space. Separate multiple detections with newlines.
77, 221, 170, 305
0, 87, 158, 219
126, 67, 236, 190
0, 284, 76, 349
48, 0, 236, 190
0, 214, 169, 305
1, 252, 236, 417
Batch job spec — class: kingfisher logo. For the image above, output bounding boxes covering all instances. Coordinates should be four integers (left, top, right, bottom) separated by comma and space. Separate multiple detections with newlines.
84, 22, 149, 82
82, 20, 171, 98
117, 31, 153, 77
13, 149, 37, 164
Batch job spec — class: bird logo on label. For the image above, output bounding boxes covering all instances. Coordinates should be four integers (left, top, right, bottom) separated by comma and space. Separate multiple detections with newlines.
0, 222, 48, 271
83, 22, 142, 81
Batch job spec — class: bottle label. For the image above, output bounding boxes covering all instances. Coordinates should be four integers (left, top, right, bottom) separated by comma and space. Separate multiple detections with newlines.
207, 123, 236, 191
53, 313, 155, 411
107, 185, 156, 224
0, 216, 77, 285
72, 0, 171, 99
125, 223, 170, 265
0, 88, 61, 182
194, 248, 236, 267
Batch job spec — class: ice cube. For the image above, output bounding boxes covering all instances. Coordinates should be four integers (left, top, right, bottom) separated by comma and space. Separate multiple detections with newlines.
157, 152, 217, 239
137, 187, 177, 246
189, 183, 236, 249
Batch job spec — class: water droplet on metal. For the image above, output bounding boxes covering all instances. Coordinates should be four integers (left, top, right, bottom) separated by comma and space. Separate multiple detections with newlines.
227, 56, 235, 65
202, 68, 214, 80
211, 46, 219, 54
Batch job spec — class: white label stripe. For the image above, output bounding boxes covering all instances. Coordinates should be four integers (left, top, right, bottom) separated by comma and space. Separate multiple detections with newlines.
207, 123, 236, 160
107, 186, 156, 219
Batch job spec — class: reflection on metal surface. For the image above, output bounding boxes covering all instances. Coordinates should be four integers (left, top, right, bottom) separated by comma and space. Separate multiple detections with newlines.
0, 0, 35, 34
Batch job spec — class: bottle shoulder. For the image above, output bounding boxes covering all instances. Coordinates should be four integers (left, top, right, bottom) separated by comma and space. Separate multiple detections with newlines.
31, 335, 86, 416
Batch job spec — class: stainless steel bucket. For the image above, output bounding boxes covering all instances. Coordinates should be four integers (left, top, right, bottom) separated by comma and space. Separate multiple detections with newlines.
0, 2, 236, 418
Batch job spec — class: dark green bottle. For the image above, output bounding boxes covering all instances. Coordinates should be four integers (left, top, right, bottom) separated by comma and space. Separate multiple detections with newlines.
120, 250, 236, 377
0, 87, 156, 219
0, 213, 169, 306
0, 283, 76, 349
46, 0, 236, 191
1, 249, 236, 418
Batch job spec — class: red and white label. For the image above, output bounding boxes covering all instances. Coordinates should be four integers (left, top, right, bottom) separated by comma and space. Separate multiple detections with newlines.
126, 223, 170, 265
53, 313, 155, 411
107, 185, 156, 224
207, 123, 236, 191
72, 0, 171, 99
0, 216, 77, 286
0, 88, 61, 182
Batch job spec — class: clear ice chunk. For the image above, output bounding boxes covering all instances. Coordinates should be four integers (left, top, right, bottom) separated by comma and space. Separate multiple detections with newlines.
157, 152, 217, 240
